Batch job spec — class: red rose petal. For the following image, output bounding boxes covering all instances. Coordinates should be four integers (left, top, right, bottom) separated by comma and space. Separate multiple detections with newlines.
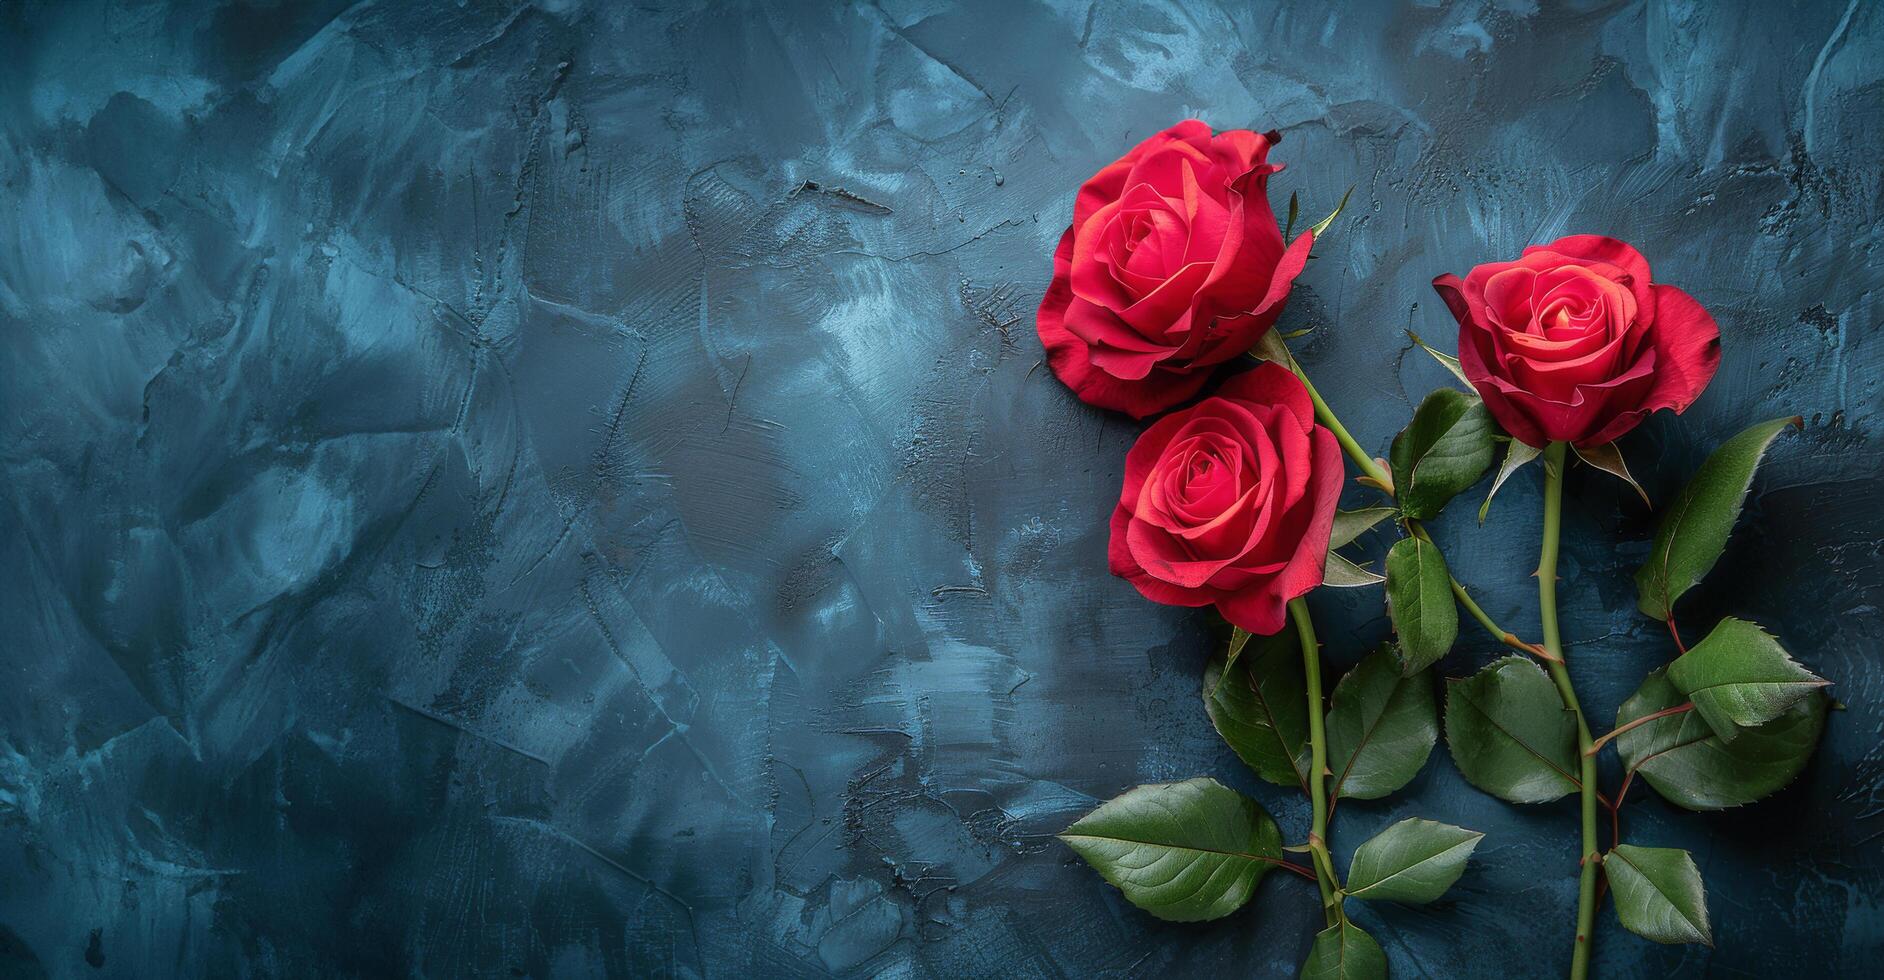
1039, 233, 1212, 418
1109, 504, 1215, 607
1214, 362, 1316, 433
1640, 283, 1723, 416
1039, 122, 1305, 417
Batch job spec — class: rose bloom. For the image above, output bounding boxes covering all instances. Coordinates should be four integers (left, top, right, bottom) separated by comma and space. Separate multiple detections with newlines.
1108, 362, 1342, 635
1433, 235, 1721, 448
1038, 120, 1314, 419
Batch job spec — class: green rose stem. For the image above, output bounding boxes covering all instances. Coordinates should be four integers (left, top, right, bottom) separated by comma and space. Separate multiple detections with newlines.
1289, 596, 1344, 927
1284, 358, 1554, 662
1539, 441, 1600, 980
1409, 522, 1559, 663
1282, 347, 1607, 972
1585, 698, 1697, 848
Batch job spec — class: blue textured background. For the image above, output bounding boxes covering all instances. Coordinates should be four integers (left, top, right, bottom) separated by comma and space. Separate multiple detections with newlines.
2, 1, 1880, 976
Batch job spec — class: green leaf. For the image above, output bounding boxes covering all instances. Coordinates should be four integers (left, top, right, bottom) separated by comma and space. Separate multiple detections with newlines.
1404, 328, 1471, 388
1324, 551, 1386, 588
1344, 818, 1483, 904
1059, 778, 1284, 922
1326, 647, 1438, 801
1604, 845, 1712, 946
1389, 388, 1497, 520
1285, 191, 1300, 239
1635, 416, 1801, 620
1444, 656, 1580, 803
1330, 507, 1397, 550
1384, 536, 1458, 675
1666, 618, 1829, 738
1251, 325, 1295, 367
1300, 919, 1387, 980
1615, 668, 1826, 811
1571, 441, 1649, 508
1204, 632, 1311, 789
1478, 438, 1541, 524
1325, 507, 1396, 589
1212, 627, 1255, 698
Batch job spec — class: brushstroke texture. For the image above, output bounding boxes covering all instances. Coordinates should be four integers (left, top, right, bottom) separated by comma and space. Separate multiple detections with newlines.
0, 0, 1879, 976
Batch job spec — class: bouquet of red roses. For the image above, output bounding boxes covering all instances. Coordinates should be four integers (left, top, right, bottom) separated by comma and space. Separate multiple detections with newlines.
1048, 122, 1824, 980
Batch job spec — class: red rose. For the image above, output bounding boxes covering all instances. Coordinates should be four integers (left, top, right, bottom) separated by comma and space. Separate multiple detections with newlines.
1433, 235, 1722, 448
1108, 362, 1343, 635
1038, 120, 1315, 419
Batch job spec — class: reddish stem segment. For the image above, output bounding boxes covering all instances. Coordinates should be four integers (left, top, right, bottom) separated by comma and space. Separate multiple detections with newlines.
1666, 616, 1687, 654
1585, 702, 1695, 757
1610, 771, 1638, 847
1265, 856, 1323, 882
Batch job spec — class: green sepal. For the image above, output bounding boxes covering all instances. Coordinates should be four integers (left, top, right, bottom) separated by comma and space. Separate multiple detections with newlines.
1479, 437, 1541, 524
1571, 441, 1649, 508
1330, 507, 1397, 549
1404, 328, 1471, 388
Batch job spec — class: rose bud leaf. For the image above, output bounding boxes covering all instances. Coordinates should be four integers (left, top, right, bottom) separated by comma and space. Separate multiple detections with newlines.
1615, 667, 1826, 811
1635, 416, 1802, 620
1324, 551, 1387, 588
1478, 438, 1542, 524
1058, 778, 1283, 922
1300, 918, 1387, 980
1604, 844, 1713, 947
1571, 441, 1650, 508
1249, 324, 1295, 367
1665, 617, 1830, 739
1211, 626, 1256, 699
1356, 473, 1393, 495
1389, 388, 1497, 520
1326, 646, 1438, 801
1344, 817, 1484, 905
1330, 507, 1397, 549
1384, 535, 1458, 674
1404, 328, 1472, 388
1325, 510, 1393, 587
1204, 631, 1311, 789
1444, 656, 1579, 804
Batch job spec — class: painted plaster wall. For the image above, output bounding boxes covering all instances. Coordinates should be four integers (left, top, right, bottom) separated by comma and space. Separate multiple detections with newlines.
1, 0, 1879, 976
